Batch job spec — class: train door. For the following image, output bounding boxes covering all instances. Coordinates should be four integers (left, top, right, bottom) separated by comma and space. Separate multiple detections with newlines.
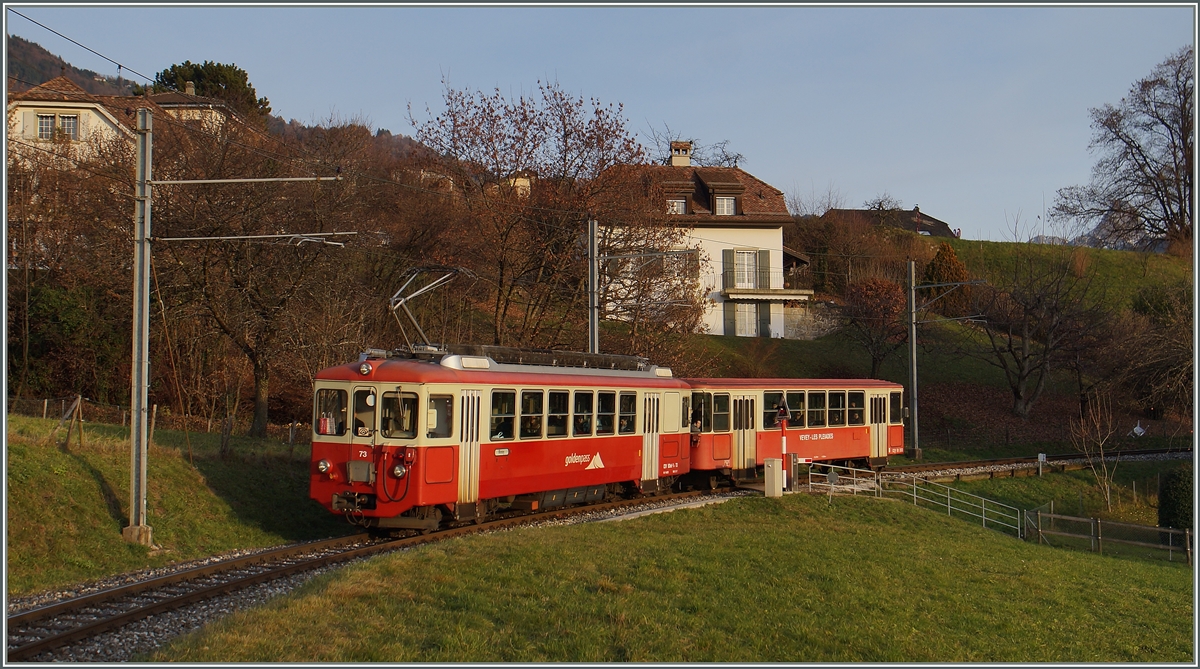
457, 389, 481, 505
732, 394, 757, 479
641, 393, 660, 486
348, 387, 378, 485
869, 394, 888, 462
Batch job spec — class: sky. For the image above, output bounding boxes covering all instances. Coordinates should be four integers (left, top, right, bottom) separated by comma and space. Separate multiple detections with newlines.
5, 3, 1195, 241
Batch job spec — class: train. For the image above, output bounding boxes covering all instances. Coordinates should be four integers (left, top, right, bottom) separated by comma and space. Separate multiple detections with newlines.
309, 346, 905, 531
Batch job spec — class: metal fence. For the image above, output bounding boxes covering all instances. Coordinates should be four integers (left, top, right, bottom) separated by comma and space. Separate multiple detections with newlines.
8, 395, 310, 444
881, 474, 1024, 539
1025, 510, 1192, 566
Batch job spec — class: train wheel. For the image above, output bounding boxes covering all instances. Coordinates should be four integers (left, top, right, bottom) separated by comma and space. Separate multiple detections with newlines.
708, 475, 719, 490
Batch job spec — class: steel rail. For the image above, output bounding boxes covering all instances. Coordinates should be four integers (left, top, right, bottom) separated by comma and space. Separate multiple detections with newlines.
6, 490, 722, 661
880, 446, 1190, 475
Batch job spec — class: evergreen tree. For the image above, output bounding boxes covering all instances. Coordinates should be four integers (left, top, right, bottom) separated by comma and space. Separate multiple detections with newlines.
143, 60, 271, 121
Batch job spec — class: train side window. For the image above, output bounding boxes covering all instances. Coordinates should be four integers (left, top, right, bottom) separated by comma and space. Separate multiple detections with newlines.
547, 391, 569, 437
828, 391, 846, 426
786, 391, 805, 428
520, 390, 544, 439
574, 391, 594, 436
847, 392, 865, 426
427, 395, 453, 439
618, 392, 637, 434
381, 392, 418, 439
353, 389, 377, 437
691, 393, 712, 433
681, 394, 690, 429
890, 392, 904, 424
597, 391, 616, 435
763, 391, 784, 429
490, 391, 516, 440
315, 388, 347, 436
712, 393, 730, 432
807, 391, 826, 427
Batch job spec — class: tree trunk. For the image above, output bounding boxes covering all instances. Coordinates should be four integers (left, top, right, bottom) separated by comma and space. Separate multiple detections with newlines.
249, 357, 270, 438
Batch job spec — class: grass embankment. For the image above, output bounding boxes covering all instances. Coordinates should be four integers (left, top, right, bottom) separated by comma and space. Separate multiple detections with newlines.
6, 415, 350, 596
152, 493, 1193, 663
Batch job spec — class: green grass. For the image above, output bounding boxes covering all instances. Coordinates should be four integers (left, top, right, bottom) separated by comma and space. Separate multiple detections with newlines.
151, 493, 1192, 663
954, 459, 1186, 527
5, 415, 350, 596
945, 238, 1192, 312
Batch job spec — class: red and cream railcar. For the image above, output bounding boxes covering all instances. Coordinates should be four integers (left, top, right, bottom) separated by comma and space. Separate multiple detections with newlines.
683, 378, 906, 476
310, 352, 692, 530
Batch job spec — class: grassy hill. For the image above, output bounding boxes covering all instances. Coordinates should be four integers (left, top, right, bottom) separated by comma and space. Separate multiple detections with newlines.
149, 493, 1193, 662
5, 415, 349, 596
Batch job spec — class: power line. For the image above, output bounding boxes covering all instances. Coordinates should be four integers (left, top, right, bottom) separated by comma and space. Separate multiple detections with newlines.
7, 8, 154, 83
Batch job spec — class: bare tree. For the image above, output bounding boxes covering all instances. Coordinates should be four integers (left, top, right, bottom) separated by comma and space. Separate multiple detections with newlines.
966, 248, 1107, 418
842, 278, 908, 379
1052, 45, 1193, 255
1069, 390, 1120, 511
785, 181, 845, 217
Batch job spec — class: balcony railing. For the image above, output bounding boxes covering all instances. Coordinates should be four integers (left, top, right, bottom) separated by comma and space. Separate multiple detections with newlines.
720, 269, 811, 291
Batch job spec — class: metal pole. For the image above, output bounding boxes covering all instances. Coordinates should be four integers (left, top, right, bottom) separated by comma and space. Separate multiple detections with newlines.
588, 218, 599, 354
907, 260, 920, 459
124, 108, 153, 547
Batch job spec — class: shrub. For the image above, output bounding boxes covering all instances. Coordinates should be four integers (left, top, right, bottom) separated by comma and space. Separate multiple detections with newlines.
1157, 463, 1192, 530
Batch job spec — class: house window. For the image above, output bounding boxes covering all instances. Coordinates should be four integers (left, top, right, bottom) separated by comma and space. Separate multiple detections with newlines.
37, 115, 55, 139
735, 302, 758, 337
667, 199, 686, 215
715, 196, 736, 216
735, 250, 757, 288
59, 115, 78, 140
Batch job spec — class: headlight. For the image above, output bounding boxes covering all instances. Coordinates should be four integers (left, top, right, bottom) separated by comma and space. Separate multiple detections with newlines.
317, 459, 331, 473
359, 362, 372, 375
391, 463, 408, 479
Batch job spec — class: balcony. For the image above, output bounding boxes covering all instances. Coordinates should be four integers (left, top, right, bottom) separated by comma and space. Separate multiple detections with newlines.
720, 269, 814, 301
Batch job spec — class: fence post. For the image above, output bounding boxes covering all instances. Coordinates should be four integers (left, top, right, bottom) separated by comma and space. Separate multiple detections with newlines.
1090, 518, 1098, 553
149, 404, 158, 450
1097, 519, 1103, 555
76, 395, 84, 449
913, 476, 917, 506
1037, 511, 1043, 544
982, 499, 987, 529
42, 399, 48, 419
947, 487, 951, 516
1187, 530, 1192, 567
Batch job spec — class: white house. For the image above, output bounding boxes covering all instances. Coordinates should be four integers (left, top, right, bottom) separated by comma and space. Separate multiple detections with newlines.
641, 142, 812, 337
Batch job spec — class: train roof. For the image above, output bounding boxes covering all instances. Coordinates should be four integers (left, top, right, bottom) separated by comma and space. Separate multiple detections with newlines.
683, 378, 904, 389
316, 354, 690, 389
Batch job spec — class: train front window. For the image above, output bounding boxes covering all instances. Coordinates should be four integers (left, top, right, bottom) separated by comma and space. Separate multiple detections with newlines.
828, 391, 846, 426
786, 391, 805, 428
427, 395, 453, 439
548, 391, 569, 437
808, 391, 826, 427
491, 391, 515, 440
848, 392, 865, 426
712, 393, 730, 432
763, 391, 784, 429
574, 391, 593, 436
352, 390, 377, 437
315, 388, 347, 436
618, 392, 637, 434
520, 391, 544, 439
381, 392, 417, 439
890, 392, 904, 424
597, 392, 616, 435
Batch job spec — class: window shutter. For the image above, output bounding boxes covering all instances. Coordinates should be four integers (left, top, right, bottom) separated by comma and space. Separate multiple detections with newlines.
757, 249, 770, 289
722, 248, 734, 290
723, 300, 736, 336
758, 301, 771, 338
22, 112, 35, 138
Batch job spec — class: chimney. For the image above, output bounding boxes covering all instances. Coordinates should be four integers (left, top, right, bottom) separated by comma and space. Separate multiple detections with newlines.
185, 81, 195, 95
669, 141, 692, 167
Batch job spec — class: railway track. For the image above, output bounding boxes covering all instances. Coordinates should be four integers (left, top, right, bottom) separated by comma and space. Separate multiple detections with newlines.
6, 489, 727, 662
879, 446, 1191, 475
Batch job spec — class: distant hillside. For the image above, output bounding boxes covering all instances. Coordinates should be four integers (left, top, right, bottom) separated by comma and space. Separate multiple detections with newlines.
6, 34, 135, 95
